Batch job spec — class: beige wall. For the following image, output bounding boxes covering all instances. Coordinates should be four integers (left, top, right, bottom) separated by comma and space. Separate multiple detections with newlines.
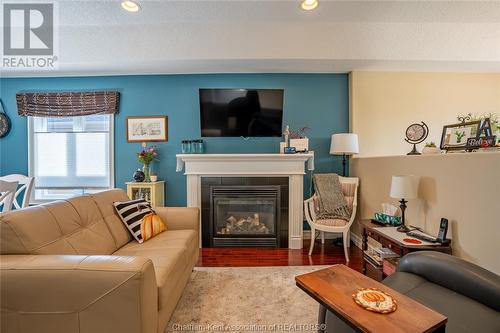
350, 152, 500, 274
350, 71, 500, 157
349, 71, 500, 273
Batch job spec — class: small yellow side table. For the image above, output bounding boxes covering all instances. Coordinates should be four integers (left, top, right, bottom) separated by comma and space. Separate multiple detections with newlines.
126, 181, 165, 208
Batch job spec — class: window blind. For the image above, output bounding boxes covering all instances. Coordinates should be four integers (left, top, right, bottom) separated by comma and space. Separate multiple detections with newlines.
30, 115, 113, 194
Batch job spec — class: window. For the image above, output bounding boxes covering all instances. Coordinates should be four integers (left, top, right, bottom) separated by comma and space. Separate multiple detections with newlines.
28, 114, 114, 202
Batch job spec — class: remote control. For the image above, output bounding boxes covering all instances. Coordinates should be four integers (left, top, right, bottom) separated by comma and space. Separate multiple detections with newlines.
406, 231, 437, 243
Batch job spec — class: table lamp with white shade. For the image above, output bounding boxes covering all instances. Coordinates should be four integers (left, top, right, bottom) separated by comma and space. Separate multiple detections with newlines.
330, 133, 359, 176
390, 175, 417, 233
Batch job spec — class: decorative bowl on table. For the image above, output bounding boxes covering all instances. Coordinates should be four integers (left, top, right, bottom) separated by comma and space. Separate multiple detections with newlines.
353, 288, 397, 314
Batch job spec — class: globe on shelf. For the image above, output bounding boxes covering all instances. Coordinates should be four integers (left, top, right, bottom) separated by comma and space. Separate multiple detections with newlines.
405, 122, 429, 155
133, 169, 145, 182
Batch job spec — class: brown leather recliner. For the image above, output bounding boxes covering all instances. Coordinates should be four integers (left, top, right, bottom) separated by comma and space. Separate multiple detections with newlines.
0, 189, 199, 333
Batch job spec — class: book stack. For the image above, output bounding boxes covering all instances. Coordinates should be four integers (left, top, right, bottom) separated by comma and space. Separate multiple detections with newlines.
374, 247, 400, 260
363, 249, 382, 267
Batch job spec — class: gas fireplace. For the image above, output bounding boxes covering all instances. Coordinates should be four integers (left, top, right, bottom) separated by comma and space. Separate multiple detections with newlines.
201, 177, 288, 247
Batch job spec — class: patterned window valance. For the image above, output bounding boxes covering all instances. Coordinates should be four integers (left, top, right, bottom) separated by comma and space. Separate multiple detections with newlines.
16, 91, 120, 117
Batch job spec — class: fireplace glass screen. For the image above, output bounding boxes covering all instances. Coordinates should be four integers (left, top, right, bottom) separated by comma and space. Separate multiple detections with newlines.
214, 198, 276, 236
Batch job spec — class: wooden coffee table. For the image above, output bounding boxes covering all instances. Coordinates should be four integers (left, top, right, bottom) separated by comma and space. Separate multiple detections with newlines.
295, 265, 447, 333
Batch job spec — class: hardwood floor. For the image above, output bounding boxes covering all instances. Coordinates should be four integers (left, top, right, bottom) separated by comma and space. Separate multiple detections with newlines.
196, 239, 363, 272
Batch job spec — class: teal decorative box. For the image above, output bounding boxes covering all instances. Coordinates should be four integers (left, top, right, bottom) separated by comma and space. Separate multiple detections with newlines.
373, 213, 402, 226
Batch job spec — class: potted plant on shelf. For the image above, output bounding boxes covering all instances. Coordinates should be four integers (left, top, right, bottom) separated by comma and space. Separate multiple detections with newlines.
422, 142, 440, 154
137, 143, 159, 182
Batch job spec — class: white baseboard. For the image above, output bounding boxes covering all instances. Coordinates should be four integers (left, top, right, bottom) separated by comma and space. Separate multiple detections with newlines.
350, 233, 362, 249
303, 230, 363, 250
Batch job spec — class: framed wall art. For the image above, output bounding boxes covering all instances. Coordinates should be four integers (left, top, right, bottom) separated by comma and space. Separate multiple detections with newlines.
440, 120, 480, 151
126, 116, 168, 142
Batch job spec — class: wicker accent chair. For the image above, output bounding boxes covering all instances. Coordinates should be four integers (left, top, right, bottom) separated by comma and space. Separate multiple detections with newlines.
304, 176, 359, 262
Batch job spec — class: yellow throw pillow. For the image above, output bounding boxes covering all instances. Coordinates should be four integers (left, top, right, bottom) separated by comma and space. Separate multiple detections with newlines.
140, 212, 167, 242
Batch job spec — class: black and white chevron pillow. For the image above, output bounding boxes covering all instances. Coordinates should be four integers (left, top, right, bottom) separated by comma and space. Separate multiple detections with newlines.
113, 199, 154, 243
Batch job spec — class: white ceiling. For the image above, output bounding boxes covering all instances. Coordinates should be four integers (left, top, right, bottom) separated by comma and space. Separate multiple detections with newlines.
2, 0, 500, 77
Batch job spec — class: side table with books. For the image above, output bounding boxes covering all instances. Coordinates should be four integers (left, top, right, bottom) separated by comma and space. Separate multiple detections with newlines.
360, 219, 452, 281
126, 181, 165, 208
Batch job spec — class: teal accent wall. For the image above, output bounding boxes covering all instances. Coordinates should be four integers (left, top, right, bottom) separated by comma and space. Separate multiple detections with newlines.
0, 74, 348, 206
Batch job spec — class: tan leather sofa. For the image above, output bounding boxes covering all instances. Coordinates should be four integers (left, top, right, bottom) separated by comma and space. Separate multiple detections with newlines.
0, 189, 199, 333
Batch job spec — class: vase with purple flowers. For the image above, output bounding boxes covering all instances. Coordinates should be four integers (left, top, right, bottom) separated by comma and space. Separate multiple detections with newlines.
137, 143, 159, 182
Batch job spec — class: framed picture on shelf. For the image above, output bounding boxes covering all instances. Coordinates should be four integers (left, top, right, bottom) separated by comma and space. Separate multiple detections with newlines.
126, 116, 168, 142
440, 120, 480, 151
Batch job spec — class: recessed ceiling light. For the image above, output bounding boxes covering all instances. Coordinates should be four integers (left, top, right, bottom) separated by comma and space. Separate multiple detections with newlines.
301, 0, 318, 11
121, 0, 141, 12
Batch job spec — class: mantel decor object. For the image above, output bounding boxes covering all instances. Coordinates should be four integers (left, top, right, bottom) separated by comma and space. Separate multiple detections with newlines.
281, 126, 310, 153
289, 138, 309, 153
289, 126, 310, 153
390, 175, 417, 233
405, 122, 429, 155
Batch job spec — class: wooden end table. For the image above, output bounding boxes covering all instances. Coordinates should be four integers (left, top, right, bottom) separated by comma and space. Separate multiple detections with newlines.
296, 265, 447, 333
361, 219, 452, 281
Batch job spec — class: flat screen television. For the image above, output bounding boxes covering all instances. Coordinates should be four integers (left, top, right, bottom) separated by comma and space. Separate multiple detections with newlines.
199, 88, 284, 137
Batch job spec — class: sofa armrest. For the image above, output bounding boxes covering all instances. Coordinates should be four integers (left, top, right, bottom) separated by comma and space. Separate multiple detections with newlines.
155, 207, 200, 231
397, 251, 500, 311
0, 255, 158, 333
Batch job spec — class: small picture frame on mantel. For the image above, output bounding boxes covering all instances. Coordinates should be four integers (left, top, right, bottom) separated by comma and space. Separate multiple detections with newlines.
126, 116, 168, 142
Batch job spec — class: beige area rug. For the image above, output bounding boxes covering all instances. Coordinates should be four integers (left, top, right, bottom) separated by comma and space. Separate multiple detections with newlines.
166, 266, 330, 333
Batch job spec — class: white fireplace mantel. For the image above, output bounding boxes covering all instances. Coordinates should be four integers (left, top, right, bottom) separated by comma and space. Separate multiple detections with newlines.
176, 153, 315, 249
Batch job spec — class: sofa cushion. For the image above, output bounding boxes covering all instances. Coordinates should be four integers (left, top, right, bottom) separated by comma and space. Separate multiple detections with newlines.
396, 251, 500, 311
113, 199, 166, 243
63, 195, 118, 254
113, 229, 198, 310
1, 201, 80, 254
384, 272, 500, 333
0, 196, 116, 255
90, 189, 132, 248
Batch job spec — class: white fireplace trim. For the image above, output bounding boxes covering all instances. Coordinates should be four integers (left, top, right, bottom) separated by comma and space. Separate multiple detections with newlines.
176, 153, 315, 249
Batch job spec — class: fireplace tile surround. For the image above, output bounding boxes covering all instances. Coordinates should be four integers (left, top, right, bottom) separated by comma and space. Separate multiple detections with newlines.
201, 177, 288, 247
176, 153, 314, 249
